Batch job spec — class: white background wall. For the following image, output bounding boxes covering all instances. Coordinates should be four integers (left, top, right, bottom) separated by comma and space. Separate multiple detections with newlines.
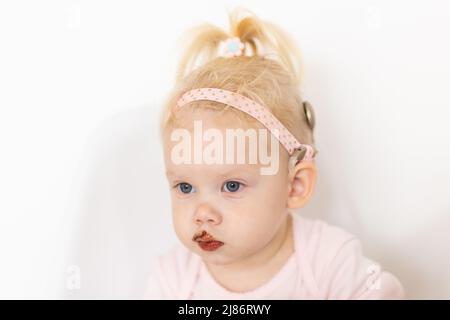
0, 0, 449, 299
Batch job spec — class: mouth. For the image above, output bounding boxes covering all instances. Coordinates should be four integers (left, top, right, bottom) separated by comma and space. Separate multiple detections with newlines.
192, 230, 224, 252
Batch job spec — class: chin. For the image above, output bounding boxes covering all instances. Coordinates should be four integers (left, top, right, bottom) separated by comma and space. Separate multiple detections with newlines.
202, 255, 232, 266
199, 250, 246, 267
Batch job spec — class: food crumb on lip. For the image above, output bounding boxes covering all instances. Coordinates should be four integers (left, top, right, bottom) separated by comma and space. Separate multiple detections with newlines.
192, 230, 222, 243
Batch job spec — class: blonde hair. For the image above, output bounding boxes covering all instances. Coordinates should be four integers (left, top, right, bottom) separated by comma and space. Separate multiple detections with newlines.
160, 6, 317, 156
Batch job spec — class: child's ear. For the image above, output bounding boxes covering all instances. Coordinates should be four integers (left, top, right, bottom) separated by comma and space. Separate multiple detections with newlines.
286, 161, 317, 209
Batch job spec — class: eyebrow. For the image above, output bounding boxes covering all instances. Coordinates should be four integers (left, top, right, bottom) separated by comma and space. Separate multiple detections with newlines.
166, 167, 256, 179
165, 170, 183, 178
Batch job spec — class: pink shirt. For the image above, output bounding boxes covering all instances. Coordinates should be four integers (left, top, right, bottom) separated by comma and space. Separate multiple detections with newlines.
143, 212, 405, 299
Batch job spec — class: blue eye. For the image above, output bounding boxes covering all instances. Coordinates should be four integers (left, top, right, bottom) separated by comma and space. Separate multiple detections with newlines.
177, 182, 194, 194
223, 181, 241, 193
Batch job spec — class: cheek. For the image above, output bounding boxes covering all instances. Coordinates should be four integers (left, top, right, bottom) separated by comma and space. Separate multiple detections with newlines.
252, 178, 288, 213
234, 182, 287, 235
224, 202, 281, 244
171, 206, 193, 242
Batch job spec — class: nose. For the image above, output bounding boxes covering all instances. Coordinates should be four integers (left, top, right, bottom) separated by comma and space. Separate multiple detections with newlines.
194, 203, 222, 226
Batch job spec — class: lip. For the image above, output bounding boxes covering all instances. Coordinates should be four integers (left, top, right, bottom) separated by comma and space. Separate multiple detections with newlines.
197, 240, 224, 251
192, 230, 224, 251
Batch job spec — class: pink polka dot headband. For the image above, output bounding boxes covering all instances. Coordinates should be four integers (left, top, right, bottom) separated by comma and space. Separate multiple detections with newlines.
176, 87, 315, 163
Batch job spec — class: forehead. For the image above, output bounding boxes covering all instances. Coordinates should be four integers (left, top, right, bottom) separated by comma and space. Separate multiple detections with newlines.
164, 106, 273, 151
162, 107, 288, 176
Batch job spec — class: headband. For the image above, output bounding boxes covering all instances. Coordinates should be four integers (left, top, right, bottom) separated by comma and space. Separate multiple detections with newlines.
176, 87, 315, 163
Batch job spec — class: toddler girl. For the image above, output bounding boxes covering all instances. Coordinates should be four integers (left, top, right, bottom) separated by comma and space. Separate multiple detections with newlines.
144, 7, 404, 299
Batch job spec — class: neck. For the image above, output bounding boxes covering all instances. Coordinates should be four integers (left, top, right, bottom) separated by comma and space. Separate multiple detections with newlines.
205, 212, 294, 292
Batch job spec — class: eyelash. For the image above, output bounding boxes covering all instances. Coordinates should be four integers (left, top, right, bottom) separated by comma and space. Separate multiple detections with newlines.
173, 181, 246, 194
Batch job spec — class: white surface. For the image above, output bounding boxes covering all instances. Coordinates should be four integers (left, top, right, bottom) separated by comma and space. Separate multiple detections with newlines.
0, 0, 449, 299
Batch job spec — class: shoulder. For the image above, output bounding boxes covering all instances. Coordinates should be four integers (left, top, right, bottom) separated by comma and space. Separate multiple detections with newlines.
293, 214, 356, 267
142, 244, 202, 299
292, 214, 405, 299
